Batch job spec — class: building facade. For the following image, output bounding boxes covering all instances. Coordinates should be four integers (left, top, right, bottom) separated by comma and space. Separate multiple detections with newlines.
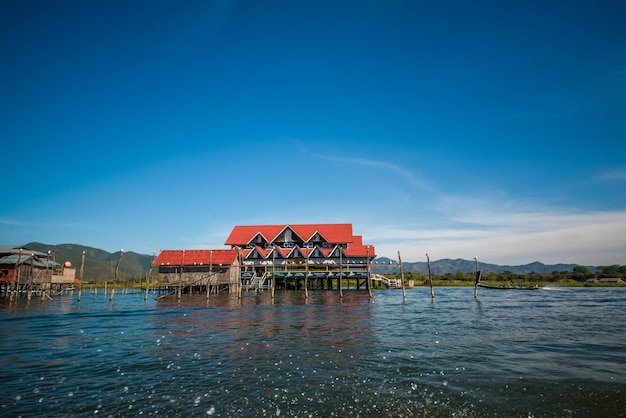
152, 223, 376, 294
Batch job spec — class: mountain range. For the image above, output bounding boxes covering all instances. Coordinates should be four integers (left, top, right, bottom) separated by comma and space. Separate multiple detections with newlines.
22, 242, 593, 283
371, 257, 596, 275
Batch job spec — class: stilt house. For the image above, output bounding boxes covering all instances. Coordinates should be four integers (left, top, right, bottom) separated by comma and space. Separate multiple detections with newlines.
152, 249, 241, 294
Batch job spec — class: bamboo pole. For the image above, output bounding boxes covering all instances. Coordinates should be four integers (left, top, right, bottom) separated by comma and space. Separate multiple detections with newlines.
304, 254, 309, 300
426, 253, 434, 299
271, 247, 275, 300
398, 251, 406, 300
42, 250, 51, 301
110, 249, 123, 301
177, 250, 184, 301
366, 246, 372, 299
339, 247, 343, 299
27, 253, 34, 301
78, 251, 85, 301
206, 250, 213, 300
145, 251, 155, 301
238, 248, 242, 299
10, 249, 22, 302
474, 257, 480, 298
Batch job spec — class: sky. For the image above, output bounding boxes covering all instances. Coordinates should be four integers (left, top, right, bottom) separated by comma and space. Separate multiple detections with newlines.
1, 0, 625, 266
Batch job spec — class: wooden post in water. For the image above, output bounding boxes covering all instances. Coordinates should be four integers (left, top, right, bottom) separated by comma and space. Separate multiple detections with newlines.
366, 246, 372, 299
398, 251, 406, 300
27, 253, 34, 301
426, 253, 434, 299
206, 250, 213, 300
145, 251, 155, 301
304, 253, 309, 300
42, 250, 51, 301
474, 257, 480, 298
10, 249, 22, 302
271, 247, 276, 300
110, 249, 123, 301
177, 250, 184, 301
339, 246, 343, 299
238, 248, 242, 299
78, 251, 85, 301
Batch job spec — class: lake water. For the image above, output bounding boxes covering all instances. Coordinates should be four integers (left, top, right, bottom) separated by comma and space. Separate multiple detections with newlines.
1, 287, 625, 417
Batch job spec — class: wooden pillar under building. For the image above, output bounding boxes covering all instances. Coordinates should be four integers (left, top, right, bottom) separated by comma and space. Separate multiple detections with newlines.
304, 255, 309, 300
27, 253, 34, 301
42, 250, 51, 301
206, 250, 213, 300
366, 246, 372, 298
10, 249, 22, 302
339, 248, 343, 299
238, 248, 242, 299
78, 251, 85, 302
177, 250, 185, 301
271, 247, 275, 300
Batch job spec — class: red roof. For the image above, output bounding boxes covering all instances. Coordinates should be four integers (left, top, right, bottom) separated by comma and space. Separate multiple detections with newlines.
152, 249, 239, 267
225, 224, 356, 246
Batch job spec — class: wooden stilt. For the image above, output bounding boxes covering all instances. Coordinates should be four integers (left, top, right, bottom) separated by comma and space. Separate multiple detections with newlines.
271, 247, 275, 300
304, 255, 309, 300
426, 253, 434, 299
339, 247, 343, 299
398, 251, 406, 300
110, 249, 123, 301
474, 257, 480, 298
366, 246, 372, 299
78, 251, 85, 302
206, 250, 213, 300
177, 250, 185, 302
42, 250, 51, 301
27, 253, 34, 301
237, 249, 242, 299
10, 249, 22, 302
145, 251, 155, 301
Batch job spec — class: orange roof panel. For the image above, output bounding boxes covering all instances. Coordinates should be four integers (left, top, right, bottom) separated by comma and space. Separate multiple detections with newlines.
152, 249, 239, 267
225, 224, 356, 246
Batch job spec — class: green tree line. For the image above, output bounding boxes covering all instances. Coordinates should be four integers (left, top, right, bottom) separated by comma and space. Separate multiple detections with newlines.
386, 265, 626, 286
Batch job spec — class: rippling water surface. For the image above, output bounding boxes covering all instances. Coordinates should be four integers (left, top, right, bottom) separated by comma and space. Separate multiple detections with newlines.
2, 287, 625, 417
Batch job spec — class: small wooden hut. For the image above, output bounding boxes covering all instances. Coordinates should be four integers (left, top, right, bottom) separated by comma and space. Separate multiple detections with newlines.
152, 249, 241, 294
0, 245, 75, 297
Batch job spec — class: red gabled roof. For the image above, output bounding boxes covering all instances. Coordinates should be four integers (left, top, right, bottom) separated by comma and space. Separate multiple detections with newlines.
273, 247, 291, 258
252, 246, 272, 258
152, 249, 239, 267
344, 245, 376, 258
225, 225, 285, 246
225, 224, 356, 246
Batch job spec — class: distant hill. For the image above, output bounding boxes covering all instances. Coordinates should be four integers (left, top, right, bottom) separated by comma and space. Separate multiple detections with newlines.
21, 243, 595, 282
369, 257, 596, 275
25, 242, 155, 283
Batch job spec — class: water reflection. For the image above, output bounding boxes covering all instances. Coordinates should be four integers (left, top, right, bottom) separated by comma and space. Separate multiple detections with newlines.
1, 288, 626, 416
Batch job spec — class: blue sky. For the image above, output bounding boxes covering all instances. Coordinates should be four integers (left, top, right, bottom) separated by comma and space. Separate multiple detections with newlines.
2, 0, 625, 265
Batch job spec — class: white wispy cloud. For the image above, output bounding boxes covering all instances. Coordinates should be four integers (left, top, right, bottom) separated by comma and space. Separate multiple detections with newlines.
310, 152, 438, 193
0, 217, 23, 226
362, 209, 626, 266
595, 166, 626, 180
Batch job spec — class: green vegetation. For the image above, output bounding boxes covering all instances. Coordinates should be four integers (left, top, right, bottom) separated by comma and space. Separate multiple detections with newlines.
387, 265, 626, 287
25, 242, 157, 284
